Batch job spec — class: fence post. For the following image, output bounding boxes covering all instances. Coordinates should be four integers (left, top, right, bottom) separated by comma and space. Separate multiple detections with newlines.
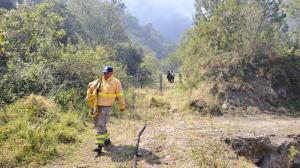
179, 73, 182, 83
159, 73, 163, 93
132, 91, 136, 111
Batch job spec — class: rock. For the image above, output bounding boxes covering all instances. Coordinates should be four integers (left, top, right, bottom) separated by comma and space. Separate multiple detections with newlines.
208, 105, 222, 116
222, 103, 229, 110
277, 87, 287, 99
190, 100, 207, 112
210, 84, 219, 95
224, 138, 231, 144
170, 108, 178, 113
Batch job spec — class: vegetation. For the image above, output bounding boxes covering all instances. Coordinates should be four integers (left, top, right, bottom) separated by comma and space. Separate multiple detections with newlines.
123, 13, 175, 59
169, 0, 300, 114
0, 0, 165, 167
0, 95, 85, 167
1, 0, 300, 167
0, 0, 165, 107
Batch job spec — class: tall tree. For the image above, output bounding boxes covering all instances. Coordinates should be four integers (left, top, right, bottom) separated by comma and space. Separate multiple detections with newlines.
66, 0, 127, 46
285, 0, 300, 31
195, 0, 225, 21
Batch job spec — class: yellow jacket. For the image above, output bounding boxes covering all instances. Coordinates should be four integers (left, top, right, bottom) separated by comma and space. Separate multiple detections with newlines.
86, 76, 125, 110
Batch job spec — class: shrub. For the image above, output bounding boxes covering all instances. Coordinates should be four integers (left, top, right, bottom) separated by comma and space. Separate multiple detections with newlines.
53, 89, 85, 111
0, 95, 85, 167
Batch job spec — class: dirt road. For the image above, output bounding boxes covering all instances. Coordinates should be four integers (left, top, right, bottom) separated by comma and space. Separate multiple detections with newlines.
45, 109, 300, 168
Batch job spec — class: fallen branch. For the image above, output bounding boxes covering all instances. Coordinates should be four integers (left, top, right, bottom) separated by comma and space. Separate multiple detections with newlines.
133, 123, 147, 168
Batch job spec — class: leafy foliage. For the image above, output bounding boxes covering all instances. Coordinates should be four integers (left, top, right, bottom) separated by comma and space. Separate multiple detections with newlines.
0, 1, 161, 166
0, 1, 144, 106
167, 0, 300, 112
173, 0, 291, 76
66, 0, 127, 46
114, 42, 143, 75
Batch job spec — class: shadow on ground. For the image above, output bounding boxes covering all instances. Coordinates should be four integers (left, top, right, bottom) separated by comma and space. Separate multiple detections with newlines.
94, 144, 161, 165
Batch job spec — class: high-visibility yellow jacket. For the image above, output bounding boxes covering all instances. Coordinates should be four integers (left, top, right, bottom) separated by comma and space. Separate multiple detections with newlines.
86, 76, 125, 110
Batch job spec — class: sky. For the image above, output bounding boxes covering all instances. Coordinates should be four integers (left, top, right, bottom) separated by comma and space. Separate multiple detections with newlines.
123, 0, 195, 42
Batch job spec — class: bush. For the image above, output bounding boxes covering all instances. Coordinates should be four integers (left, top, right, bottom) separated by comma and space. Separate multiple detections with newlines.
53, 89, 85, 110
0, 95, 85, 167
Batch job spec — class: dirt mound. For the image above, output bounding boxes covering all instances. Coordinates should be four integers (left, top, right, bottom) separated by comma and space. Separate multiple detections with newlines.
225, 135, 300, 168
192, 56, 300, 115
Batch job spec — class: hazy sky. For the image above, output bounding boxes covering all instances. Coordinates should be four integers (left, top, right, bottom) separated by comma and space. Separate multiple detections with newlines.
123, 0, 195, 42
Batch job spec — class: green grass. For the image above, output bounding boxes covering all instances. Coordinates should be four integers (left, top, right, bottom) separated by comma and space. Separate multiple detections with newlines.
0, 95, 86, 167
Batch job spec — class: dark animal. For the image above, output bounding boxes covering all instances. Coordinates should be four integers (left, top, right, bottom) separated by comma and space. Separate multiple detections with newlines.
167, 71, 174, 83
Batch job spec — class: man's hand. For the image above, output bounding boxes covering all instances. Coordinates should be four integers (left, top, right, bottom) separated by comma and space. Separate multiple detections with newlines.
90, 108, 98, 116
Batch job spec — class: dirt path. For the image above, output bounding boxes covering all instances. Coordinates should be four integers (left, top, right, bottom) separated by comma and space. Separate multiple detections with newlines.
138, 114, 300, 168
45, 110, 300, 168
45, 82, 300, 168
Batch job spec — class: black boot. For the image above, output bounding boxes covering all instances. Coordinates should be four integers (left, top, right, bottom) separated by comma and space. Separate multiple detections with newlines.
104, 139, 111, 146
94, 145, 102, 156
103, 139, 112, 152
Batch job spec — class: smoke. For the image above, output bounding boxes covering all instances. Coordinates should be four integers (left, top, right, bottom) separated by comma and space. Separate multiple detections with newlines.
123, 0, 195, 42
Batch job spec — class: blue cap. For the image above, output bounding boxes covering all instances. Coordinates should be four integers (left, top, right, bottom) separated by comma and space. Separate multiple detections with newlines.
102, 66, 113, 73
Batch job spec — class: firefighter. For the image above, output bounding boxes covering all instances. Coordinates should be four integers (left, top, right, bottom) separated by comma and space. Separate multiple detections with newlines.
85, 66, 126, 153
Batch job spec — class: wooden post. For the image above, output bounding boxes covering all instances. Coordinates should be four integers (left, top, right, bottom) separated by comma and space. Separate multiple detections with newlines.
159, 74, 163, 93
179, 73, 182, 83
135, 73, 142, 89
135, 74, 138, 87
132, 92, 136, 111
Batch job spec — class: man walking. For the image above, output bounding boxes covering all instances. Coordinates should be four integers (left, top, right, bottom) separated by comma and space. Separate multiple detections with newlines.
86, 66, 126, 153
167, 70, 174, 83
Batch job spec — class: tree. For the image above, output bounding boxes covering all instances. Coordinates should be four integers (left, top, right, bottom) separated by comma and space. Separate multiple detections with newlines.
115, 42, 144, 75
0, 29, 4, 54
195, 0, 226, 21
285, 0, 300, 34
66, 0, 127, 46
0, 0, 152, 106
2, 3, 66, 63
193, 0, 286, 62
123, 13, 173, 58
0, 27, 8, 75
284, 0, 300, 56
172, 0, 291, 83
